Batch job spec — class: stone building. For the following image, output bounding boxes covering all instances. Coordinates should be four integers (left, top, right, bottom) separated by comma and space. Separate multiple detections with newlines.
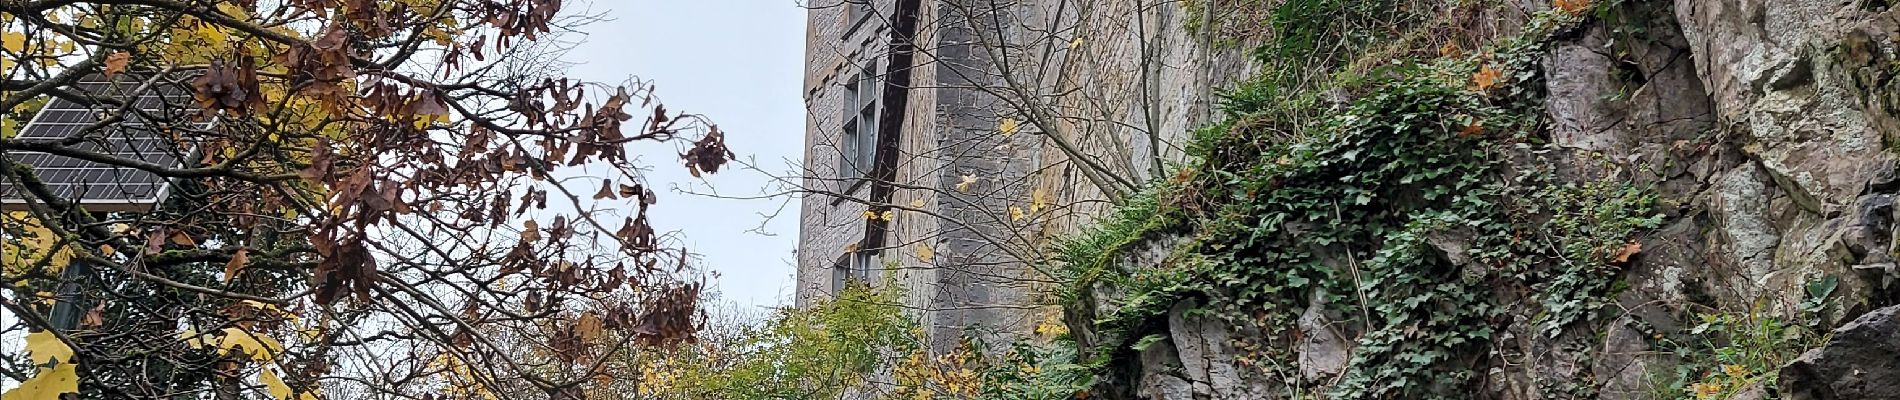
794, 0, 1254, 349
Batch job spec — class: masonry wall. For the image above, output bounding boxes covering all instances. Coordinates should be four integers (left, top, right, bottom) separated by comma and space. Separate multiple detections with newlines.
797, 0, 1258, 350
796, 0, 896, 306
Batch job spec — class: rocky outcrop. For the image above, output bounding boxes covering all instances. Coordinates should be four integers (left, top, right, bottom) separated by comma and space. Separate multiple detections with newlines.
1782, 305, 1900, 400
1082, 0, 1900, 399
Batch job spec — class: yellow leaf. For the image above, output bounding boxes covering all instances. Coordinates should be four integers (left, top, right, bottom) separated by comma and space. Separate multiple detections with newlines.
2, 33, 25, 53
915, 243, 934, 261
1, 362, 77, 400
220, 328, 285, 361
425, 26, 455, 47
183, 328, 284, 361
998, 118, 1021, 135
23, 331, 72, 365
3, 332, 78, 400
1009, 206, 1025, 221
180, 329, 207, 349
1030, 188, 1048, 213
216, 2, 250, 19
1722, 364, 1748, 378
910, 198, 926, 208
261, 368, 293, 400
1691, 382, 1723, 399
956, 175, 978, 193
259, 367, 321, 400
3, 212, 75, 275
1068, 37, 1084, 50
862, 210, 879, 220
880, 210, 895, 221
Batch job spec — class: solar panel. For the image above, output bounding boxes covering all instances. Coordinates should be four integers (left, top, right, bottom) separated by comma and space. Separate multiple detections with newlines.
1, 75, 206, 212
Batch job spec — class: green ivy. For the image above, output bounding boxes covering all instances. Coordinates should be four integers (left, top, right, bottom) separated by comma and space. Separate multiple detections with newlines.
1047, 4, 1678, 398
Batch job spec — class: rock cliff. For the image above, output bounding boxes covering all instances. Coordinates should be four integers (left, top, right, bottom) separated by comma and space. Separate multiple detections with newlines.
1057, 1, 1900, 399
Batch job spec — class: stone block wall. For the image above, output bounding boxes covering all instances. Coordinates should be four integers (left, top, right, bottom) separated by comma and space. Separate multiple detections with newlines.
798, 0, 1257, 349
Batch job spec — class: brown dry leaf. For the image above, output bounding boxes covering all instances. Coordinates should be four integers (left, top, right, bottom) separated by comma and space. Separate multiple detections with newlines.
81, 303, 104, 328
168, 230, 197, 246
592, 179, 616, 200
1459, 120, 1485, 137
521, 220, 542, 242
1555, 0, 1591, 14
1472, 64, 1502, 91
223, 248, 251, 283
575, 312, 604, 342
1611, 241, 1642, 264
1438, 42, 1463, 58
104, 52, 129, 77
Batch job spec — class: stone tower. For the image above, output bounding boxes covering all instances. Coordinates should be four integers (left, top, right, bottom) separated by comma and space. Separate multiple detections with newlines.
795, 0, 1254, 350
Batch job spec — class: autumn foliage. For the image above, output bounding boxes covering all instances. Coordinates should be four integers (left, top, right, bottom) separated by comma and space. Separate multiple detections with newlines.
0, 0, 729, 398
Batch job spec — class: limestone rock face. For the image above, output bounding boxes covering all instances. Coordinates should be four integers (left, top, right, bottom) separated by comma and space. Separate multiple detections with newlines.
1782, 305, 1900, 400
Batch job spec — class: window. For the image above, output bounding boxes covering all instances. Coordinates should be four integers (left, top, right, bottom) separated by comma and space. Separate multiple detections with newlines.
831, 248, 877, 292
844, 0, 875, 37
839, 60, 880, 183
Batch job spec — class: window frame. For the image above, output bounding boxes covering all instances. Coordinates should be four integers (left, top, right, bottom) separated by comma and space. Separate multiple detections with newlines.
831, 246, 878, 293
843, 0, 875, 38
836, 58, 880, 198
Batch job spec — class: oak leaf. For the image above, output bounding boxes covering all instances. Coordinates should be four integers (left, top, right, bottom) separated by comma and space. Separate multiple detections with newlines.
1611, 241, 1642, 264
1472, 64, 1502, 91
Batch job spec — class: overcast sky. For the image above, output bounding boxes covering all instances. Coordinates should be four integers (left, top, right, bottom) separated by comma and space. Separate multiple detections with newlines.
565, 1, 807, 309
